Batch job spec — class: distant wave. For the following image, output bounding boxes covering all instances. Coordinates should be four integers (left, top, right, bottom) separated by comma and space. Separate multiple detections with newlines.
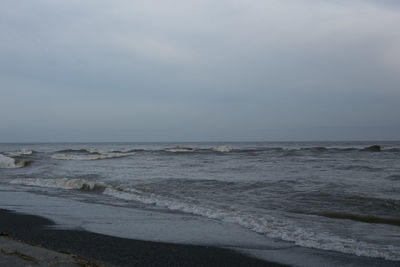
3, 149, 35, 157
164, 146, 197, 153
51, 145, 400, 157
9, 177, 400, 261
279, 145, 391, 153
163, 146, 233, 153
56, 149, 101, 154
53, 146, 233, 156
0, 154, 30, 168
336, 165, 384, 172
52, 150, 136, 161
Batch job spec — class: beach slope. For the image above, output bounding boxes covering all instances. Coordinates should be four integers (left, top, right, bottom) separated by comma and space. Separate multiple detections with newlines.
0, 209, 285, 266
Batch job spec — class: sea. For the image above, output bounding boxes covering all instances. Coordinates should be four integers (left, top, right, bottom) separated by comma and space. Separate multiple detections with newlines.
1, 141, 399, 266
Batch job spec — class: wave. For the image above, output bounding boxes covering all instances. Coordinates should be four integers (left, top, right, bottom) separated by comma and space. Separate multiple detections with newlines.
317, 212, 400, 226
92, 187, 400, 261
362, 145, 382, 152
282, 145, 389, 153
337, 165, 383, 172
3, 149, 35, 157
56, 148, 142, 154
51, 145, 400, 157
56, 149, 100, 154
267, 145, 397, 153
163, 146, 197, 153
0, 154, 30, 168
163, 146, 233, 153
10, 177, 400, 261
10, 178, 106, 191
52, 151, 136, 161
53, 146, 233, 156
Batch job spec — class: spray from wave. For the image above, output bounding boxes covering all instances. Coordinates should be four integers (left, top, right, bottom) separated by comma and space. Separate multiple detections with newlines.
0, 154, 30, 168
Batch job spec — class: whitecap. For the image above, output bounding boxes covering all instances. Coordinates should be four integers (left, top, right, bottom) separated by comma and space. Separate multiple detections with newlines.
164, 147, 197, 153
4, 149, 34, 157
52, 151, 135, 161
10, 178, 105, 191
0, 154, 27, 168
212, 146, 231, 153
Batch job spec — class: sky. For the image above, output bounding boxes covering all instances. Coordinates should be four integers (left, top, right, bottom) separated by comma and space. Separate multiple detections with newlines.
1, 0, 399, 142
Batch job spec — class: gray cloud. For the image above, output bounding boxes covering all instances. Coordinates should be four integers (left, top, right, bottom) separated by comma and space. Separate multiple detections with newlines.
1, 0, 399, 142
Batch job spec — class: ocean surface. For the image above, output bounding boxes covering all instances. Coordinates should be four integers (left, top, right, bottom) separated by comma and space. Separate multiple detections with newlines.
1, 142, 399, 265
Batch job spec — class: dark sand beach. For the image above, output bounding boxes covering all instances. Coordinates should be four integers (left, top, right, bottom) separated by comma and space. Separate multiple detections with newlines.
0, 209, 285, 266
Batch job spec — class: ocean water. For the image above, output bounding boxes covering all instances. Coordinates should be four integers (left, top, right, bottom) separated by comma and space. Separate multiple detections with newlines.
1, 142, 400, 264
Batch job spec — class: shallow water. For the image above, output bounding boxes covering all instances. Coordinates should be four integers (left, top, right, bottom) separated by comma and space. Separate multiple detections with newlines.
1, 141, 400, 262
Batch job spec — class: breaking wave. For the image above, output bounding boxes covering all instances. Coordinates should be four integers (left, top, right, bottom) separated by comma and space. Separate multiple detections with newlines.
10, 178, 106, 191
3, 149, 35, 157
52, 151, 136, 161
54, 146, 233, 154
50, 145, 400, 157
56, 149, 99, 154
0, 154, 30, 168
163, 146, 233, 153
9, 177, 400, 261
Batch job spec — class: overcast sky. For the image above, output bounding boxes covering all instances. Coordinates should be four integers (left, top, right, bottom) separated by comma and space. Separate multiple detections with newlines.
1, 0, 399, 142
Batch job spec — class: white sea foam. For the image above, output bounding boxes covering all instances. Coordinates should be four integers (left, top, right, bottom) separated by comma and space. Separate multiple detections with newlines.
4, 149, 34, 157
0, 154, 26, 168
9, 177, 400, 261
52, 151, 136, 161
212, 146, 231, 153
103, 187, 400, 261
164, 146, 231, 153
10, 178, 105, 191
164, 147, 196, 153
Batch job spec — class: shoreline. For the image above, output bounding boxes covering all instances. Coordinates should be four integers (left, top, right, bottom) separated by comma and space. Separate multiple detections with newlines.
0, 209, 285, 266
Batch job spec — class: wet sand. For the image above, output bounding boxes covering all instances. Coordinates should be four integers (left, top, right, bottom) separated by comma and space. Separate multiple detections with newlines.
0, 209, 285, 266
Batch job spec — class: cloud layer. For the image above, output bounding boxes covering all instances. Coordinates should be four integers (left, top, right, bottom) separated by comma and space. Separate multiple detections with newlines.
1, 0, 399, 141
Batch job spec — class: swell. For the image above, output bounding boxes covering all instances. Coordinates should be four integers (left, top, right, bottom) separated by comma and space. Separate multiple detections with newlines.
52, 145, 400, 157
317, 212, 400, 226
9, 177, 400, 261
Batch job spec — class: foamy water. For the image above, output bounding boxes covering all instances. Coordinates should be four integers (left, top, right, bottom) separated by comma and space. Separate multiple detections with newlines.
52, 151, 136, 161
1, 142, 400, 262
0, 154, 27, 168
